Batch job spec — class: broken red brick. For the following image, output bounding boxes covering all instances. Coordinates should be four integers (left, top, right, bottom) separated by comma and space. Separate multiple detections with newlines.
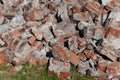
97, 61, 111, 72
11, 38, 21, 51
29, 9, 43, 21
106, 62, 120, 74
70, 52, 80, 65
9, 29, 21, 37
84, 50, 99, 61
59, 71, 71, 80
52, 45, 70, 61
107, 27, 120, 39
77, 38, 87, 50
85, 2, 100, 15
35, 42, 43, 51
0, 10, 2, 16
28, 36, 36, 46
48, 59, 70, 79
101, 48, 117, 61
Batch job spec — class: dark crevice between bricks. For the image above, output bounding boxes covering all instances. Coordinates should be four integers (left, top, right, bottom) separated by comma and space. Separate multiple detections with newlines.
102, 11, 111, 27
93, 47, 113, 61
46, 51, 54, 58
50, 26, 56, 38
64, 40, 69, 48
0, 0, 3, 4
95, 38, 103, 47
55, 12, 62, 23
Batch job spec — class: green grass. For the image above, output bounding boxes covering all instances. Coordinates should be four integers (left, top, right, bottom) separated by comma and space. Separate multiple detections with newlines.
0, 64, 94, 80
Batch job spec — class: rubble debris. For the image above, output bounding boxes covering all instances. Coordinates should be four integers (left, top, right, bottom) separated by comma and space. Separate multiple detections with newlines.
48, 58, 70, 80
0, 0, 120, 79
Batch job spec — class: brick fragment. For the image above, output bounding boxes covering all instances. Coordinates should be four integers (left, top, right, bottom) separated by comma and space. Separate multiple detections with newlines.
31, 27, 43, 40
97, 60, 111, 72
106, 62, 120, 74
70, 52, 80, 65
28, 36, 36, 46
101, 48, 117, 61
85, 2, 100, 15
78, 61, 90, 74
48, 58, 70, 79
93, 26, 105, 40
29, 9, 43, 21
52, 44, 70, 62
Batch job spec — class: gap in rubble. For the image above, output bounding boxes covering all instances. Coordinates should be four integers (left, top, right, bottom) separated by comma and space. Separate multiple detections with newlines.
79, 29, 84, 37
95, 39, 103, 47
55, 12, 62, 23
4, 15, 14, 20
98, 0, 102, 5
102, 11, 111, 27
50, 26, 56, 38
64, 40, 69, 48
0, 0, 3, 4
46, 51, 54, 58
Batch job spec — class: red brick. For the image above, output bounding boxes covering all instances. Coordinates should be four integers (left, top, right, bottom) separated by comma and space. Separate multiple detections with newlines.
59, 72, 71, 80
101, 48, 117, 61
84, 50, 99, 61
107, 27, 120, 39
70, 52, 80, 65
11, 38, 21, 51
106, 62, 120, 74
73, 5, 81, 13
0, 10, 2, 16
29, 9, 43, 21
85, 2, 100, 15
0, 55, 8, 66
28, 36, 36, 46
53, 45, 70, 61
105, 0, 116, 10
9, 29, 20, 37
97, 61, 111, 72
77, 38, 87, 50
29, 57, 47, 66
48, 59, 70, 79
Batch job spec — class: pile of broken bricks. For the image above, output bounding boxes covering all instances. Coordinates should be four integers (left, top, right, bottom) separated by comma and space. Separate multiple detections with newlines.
0, 0, 120, 79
